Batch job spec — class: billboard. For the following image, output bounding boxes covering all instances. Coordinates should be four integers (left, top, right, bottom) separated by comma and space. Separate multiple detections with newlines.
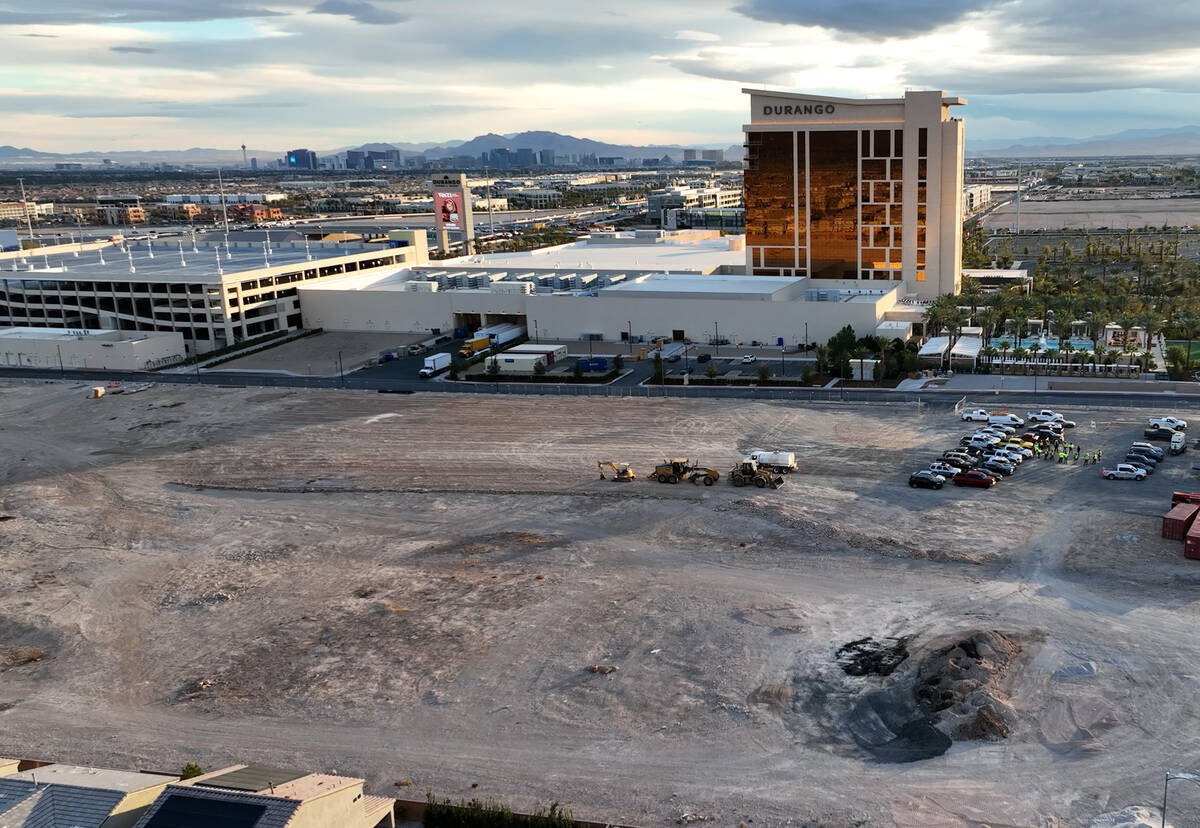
434, 189, 465, 232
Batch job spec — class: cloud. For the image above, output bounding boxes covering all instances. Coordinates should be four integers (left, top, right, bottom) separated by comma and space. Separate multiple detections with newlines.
654, 44, 805, 85
0, 1, 282, 25
309, 0, 407, 24
733, 0, 1006, 37
110, 45, 158, 53
21, 32, 58, 37
675, 29, 720, 41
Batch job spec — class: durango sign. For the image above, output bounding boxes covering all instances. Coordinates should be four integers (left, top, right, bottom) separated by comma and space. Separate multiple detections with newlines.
763, 103, 835, 116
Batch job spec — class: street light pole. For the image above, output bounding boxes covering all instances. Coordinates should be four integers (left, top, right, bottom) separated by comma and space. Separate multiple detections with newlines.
714, 321, 719, 357
627, 320, 632, 354
56, 344, 64, 377
338, 350, 345, 387
1162, 770, 1200, 828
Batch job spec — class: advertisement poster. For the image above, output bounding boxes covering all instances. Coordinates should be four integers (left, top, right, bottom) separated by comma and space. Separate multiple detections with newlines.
434, 190, 463, 231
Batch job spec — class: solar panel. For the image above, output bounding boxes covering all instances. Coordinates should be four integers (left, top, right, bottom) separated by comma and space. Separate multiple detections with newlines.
194, 766, 305, 793
142, 793, 267, 828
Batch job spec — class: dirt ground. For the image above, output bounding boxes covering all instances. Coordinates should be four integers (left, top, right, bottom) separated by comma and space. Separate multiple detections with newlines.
982, 197, 1200, 231
2, 382, 1200, 826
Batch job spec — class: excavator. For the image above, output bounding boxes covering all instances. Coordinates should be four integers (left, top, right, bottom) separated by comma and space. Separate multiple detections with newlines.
728, 458, 785, 489
597, 461, 636, 481
649, 458, 720, 486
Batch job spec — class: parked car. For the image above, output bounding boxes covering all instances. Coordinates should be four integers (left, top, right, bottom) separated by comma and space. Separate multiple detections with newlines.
1150, 416, 1188, 431
1000, 443, 1034, 457
1125, 451, 1158, 468
962, 437, 1000, 450
741, 355, 757, 364
1022, 432, 1052, 445
1102, 463, 1147, 481
942, 451, 978, 467
953, 469, 998, 488
984, 445, 1023, 462
1171, 432, 1188, 455
1026, 409, 1065, 423
696, 353, 712, 363
981, 458, 1016, 477
1123, 458, 1155, 475
1128, 441, 1165, 460
1144, 425, 1179, 442
1002, 438, 1035, 450
909, 470, 946, 489
961, 408, 992, 422
929, 461, 964, 476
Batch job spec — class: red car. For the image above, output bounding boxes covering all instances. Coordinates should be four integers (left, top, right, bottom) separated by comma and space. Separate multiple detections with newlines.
1021, 432, 1052, 444
953, 469, 998, 488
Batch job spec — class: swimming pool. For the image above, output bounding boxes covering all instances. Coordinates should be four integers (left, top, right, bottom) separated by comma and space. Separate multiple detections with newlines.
989, 336, 1095, 353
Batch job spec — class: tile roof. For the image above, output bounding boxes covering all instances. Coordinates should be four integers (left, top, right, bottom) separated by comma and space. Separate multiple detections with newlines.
0, 779, 125, 828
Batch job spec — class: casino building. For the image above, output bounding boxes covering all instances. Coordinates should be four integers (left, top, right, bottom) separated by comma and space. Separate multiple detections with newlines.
743, 89, 965, 298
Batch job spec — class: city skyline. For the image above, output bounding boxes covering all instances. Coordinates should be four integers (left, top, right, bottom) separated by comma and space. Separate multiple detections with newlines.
2, 0, 1200, 152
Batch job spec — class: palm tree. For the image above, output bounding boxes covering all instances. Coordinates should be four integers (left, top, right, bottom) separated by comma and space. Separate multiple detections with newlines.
1013, 346, 1029, 373
1029, 342, 1043, 365
980, 345, 998, 370
1059, 341, 1075, 373
998, 340, 1012, 365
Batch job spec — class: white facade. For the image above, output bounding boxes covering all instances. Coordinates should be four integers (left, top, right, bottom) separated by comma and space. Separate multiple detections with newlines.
0, 327, 186, 370
300, 267, 909, 349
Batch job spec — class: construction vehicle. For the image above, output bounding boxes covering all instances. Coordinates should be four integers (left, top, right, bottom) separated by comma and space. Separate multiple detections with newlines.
686, 466, 720, 486
728, 459, 785, 489
597, 461, 635, 481
649, 458, 692, 484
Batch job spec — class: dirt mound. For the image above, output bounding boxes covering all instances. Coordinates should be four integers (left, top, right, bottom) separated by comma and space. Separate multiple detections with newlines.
914, 631, 1024, 741
0, 646, 46, 668
749, 683, 793, 711
825, 630, 1029, 763
836, 637, 909, 677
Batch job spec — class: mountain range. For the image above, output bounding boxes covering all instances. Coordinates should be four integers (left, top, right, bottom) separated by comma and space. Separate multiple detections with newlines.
965, 126, 1200, 158
7, 125, 1200, 167
346, 131, 736, 162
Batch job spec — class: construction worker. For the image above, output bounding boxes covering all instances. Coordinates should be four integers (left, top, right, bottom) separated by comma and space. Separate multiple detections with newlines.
1075, 445, 1081, 461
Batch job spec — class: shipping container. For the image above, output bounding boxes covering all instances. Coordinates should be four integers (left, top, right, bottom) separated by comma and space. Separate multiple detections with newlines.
503, 343, 568, 363
1171, 491, 1200, 506
1162, 502, 1200, 540
1186, 519, 1200, 559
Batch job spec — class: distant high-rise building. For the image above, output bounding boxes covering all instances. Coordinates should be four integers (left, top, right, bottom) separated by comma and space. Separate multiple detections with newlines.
515, 148, 536, 167
538, 149, 555, 166
683, 149, 698, 161
346, 150, 366, 170
701, 149, 724, 162
743, 88, 965, 297
286, 149, 318, 170
250, 158, 258, 170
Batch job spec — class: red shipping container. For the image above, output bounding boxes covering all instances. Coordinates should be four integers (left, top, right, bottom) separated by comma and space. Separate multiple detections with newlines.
1186, 519, 1200, 560
1163, 502, 1200, 540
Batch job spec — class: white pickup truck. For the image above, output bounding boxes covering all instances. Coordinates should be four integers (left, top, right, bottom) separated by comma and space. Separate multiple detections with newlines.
1150, 416, 1188, 431
962, 408, 1025, 426
1102, 463, 1147, 481
1026, 409, 1064, 423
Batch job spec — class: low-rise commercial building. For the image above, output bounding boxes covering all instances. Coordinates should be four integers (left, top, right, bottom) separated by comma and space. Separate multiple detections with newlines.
0, 326, 186, 370
647, 186, 742, 225
300, 232, 917, 347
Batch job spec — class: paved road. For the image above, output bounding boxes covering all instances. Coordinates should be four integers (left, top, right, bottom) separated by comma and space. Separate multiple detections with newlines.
5, 365, 1200, 411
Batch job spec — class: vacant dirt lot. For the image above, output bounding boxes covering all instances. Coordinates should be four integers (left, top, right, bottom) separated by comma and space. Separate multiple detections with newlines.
2, 383, 1200, 826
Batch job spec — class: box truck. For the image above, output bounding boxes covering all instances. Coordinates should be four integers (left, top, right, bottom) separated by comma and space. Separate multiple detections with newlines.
418, 352, 451, 378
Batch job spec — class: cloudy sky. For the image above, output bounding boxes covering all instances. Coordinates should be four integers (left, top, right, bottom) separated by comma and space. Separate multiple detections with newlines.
3, 0, 1200, 152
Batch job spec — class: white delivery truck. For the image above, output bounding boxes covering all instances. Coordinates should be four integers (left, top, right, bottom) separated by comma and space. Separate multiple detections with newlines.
418, 352, 452, 378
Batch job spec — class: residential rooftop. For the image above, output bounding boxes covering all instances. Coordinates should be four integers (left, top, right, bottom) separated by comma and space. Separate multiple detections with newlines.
5, 764, 176, 792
